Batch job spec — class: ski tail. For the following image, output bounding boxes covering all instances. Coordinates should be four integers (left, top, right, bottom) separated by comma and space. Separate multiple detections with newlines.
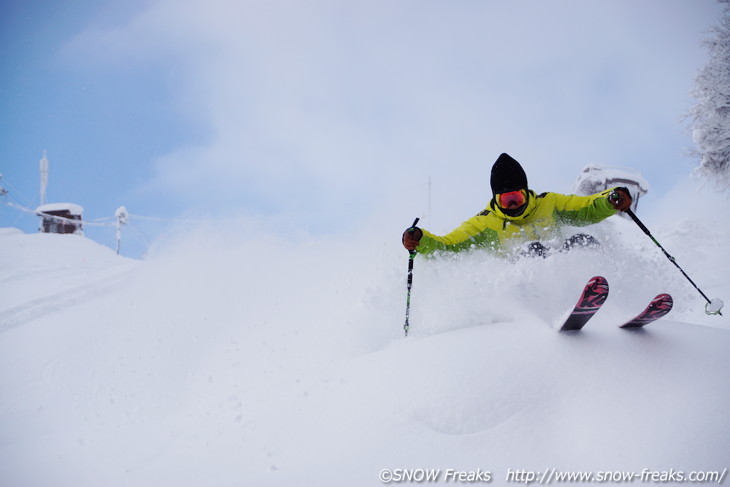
619, 293, 673, 329
560, 276, 609, 331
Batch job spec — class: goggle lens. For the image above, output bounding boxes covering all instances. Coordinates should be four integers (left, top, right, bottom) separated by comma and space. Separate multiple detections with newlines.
498, 190, 527, 209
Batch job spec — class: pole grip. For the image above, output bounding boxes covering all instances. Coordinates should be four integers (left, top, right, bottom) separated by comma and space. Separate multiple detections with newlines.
407, 217, 420, 258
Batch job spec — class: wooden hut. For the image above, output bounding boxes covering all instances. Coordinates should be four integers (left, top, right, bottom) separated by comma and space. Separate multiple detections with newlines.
35, 203, 84, 235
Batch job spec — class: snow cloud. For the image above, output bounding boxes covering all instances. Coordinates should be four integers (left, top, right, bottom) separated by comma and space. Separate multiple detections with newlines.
62, 0, 721, 232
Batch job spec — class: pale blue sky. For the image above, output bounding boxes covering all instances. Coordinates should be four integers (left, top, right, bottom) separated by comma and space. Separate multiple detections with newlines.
0, 0, 723, 257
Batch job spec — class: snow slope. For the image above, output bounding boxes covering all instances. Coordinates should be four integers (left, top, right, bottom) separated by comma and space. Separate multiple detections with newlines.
1, 198, 729, 486
0, 229, 138, 333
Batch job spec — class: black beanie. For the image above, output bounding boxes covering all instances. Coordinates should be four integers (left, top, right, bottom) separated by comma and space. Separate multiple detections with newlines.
490, 153, 528, 195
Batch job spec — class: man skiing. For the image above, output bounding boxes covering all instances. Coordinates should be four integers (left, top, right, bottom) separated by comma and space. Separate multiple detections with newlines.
402, 153, 632, 258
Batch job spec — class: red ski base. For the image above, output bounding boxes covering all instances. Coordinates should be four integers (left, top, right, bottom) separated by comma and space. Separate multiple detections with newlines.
560, 276, 609, 331
619, 293, 673, 329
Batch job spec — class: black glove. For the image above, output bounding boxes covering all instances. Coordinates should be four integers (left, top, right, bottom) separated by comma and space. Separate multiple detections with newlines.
608, 187, 632, 212
402, 227, 423, 251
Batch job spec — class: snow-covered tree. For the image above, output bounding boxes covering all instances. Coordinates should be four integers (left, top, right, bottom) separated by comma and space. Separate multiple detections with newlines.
689, 0, 730, 191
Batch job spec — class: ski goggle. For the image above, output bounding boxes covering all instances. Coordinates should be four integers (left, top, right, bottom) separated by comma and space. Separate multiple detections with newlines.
497, 190, 527, 209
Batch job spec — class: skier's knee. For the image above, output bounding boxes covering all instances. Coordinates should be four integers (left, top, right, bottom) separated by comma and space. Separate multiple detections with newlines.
524, 241, 548, 258
563, 233, 600, 251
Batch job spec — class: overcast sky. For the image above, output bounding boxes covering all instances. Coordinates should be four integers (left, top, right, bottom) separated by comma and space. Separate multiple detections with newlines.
0, 0, 723, 257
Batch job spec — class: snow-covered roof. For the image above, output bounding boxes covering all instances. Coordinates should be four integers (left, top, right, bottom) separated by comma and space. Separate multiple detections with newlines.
35, 203, 84, 215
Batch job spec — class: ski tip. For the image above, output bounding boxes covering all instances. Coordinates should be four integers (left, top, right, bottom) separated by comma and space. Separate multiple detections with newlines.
559, 276, 610, 332
589, 275, 609, 288
650, 293, 673, 311
619, 293, 673, 329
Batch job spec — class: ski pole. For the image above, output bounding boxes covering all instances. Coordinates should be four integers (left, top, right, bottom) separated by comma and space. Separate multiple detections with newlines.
624, 208, 723, 316
404, 217, 420, 336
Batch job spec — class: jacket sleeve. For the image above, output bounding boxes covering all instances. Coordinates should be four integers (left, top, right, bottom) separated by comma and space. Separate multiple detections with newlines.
550, 188, 618, 226
416, 216, 500, 255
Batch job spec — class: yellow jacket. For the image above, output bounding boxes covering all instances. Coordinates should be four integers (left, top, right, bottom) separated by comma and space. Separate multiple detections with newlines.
416, 188, 618, 256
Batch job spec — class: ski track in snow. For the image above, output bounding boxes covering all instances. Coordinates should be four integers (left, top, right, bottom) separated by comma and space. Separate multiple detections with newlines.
0, 268, 137, 333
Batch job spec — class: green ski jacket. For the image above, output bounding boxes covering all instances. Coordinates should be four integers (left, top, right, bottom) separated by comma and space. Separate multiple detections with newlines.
416, 188, 619, 256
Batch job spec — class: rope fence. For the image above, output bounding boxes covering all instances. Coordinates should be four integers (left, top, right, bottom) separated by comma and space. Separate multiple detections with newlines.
1, 178, 433, 256
0, 200, 181, 256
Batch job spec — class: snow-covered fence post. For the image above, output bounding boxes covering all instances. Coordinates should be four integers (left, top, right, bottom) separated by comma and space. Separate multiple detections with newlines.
115, 206, 129, 255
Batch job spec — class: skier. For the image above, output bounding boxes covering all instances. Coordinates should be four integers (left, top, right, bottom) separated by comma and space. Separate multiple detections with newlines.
402, 153, 632, 258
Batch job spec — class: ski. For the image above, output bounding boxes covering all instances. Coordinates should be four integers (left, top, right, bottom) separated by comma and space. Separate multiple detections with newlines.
619, 293, 673, 329
559, 276, 609, 331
